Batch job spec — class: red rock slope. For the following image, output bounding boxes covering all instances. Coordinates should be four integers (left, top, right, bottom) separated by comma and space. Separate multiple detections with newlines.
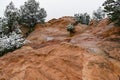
0, 17, 120, 80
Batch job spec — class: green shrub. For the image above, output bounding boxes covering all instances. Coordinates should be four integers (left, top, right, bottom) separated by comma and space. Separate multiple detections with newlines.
67, 24, 75, 36
0, 29, 24, 56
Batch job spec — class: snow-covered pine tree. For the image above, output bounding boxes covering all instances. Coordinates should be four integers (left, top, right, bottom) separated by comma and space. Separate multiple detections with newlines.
0, 2, 25, 56
19, 0, 47, 32
0, 28, 24, 56
0, 17, 25, 56
4, 1, 20, 33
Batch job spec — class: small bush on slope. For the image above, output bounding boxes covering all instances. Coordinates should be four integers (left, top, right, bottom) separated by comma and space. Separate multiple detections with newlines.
67, 24, 75, 36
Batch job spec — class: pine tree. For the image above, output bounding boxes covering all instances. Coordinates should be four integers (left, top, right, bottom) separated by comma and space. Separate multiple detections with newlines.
92, 7, 105, 21
19, 0, 47, 32
4, 1, 20, 33
0, 2, 24, 56
74, 13, 90, 25
103, 0, 120, 26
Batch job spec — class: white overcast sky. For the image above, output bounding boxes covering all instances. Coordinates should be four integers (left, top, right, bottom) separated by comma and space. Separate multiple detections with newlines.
0, 0, 106, 21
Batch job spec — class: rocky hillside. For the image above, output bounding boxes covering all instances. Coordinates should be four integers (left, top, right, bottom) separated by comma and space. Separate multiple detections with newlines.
0, 16, 120, 80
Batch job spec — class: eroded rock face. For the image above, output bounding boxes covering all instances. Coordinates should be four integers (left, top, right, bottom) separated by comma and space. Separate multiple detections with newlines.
0, 43, 120, 80
0, 17, 120, 80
